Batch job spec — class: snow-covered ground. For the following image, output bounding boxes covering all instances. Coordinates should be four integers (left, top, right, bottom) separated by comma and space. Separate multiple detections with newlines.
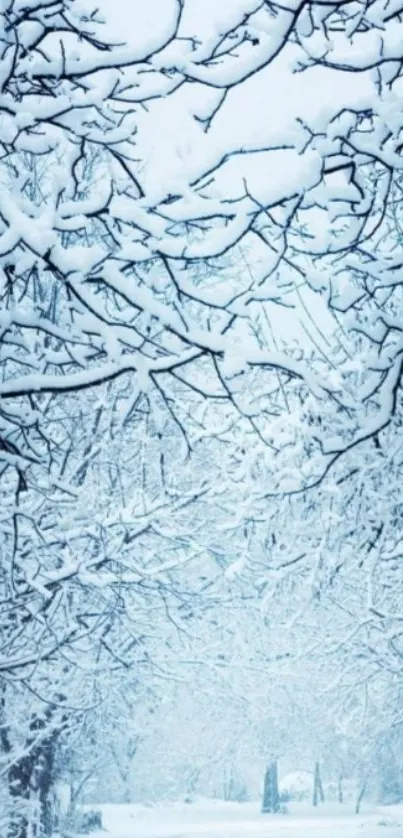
86, 800, 403, 838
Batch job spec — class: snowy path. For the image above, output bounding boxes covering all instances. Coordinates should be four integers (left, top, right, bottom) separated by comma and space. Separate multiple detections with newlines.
93, 801, 403, 838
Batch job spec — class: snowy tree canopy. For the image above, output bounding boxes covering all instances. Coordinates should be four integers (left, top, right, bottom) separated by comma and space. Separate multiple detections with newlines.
1, 1, 403, 836
1, 0, 403, 488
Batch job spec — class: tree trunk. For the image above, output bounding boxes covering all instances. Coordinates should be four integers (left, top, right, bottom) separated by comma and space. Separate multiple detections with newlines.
338, 773, 343, 804
29, 716, 58, 837
0, 687, 29, 838
262, 760, 280, 813
8, 752, 32, 838
355, 777, 367, 814
313, 762, 325, 807
7, 743, 56, 838
7, 713, 60, 838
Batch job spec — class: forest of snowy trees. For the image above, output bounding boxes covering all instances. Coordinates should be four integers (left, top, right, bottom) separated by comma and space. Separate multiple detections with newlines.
1, 0, 403, 835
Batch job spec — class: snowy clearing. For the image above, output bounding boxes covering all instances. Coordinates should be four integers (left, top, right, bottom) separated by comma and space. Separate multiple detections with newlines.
84, 801, 403, 838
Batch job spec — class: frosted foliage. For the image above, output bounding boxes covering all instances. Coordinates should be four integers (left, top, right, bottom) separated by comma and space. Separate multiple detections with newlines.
1, 0, 403, 493
1, 1, 403, 837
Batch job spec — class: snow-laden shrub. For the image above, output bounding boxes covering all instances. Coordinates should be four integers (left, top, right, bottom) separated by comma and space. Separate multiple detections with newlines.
67, 808, 103, 834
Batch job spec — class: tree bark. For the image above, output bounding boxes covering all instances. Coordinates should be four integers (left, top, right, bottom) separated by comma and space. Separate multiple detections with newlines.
338, 773, 343, 804
313, 762, 325, 807
355, 777, 367, 814
6, 705, 63, 838
262, 761, 280, 813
